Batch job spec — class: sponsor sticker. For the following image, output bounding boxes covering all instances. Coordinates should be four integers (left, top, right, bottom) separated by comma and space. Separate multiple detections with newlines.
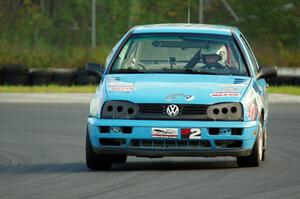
108, 81, 135, 92
210, 91, 241, 97
152, 128, 178, 138
166, 94, 184, 101
166, 94, 195, 102
184, 95, 195, 101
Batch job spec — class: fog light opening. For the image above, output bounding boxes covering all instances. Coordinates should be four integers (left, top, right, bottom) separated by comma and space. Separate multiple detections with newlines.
231, 107, 237, 113
107, 105, 113, 112
213, 108, 219, 115
128, 108, 134, 114
222, 108, 228, 114
117, 106, 123, 112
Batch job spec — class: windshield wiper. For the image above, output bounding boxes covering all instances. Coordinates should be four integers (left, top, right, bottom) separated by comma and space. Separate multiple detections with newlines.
111, 69, 145, 74
184, 69, 217, 75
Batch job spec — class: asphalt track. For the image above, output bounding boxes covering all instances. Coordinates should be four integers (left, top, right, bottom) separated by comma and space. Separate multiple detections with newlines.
0, 103, 300, 199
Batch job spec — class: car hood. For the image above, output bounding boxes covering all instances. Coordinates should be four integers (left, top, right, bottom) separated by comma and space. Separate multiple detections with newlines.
104, 74, 251, 104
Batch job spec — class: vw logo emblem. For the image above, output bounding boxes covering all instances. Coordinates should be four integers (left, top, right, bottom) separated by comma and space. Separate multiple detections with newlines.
166, 104, 179, 117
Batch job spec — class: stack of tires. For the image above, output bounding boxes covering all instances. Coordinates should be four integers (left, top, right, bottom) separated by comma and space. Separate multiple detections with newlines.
74, 67, 99, 85
29, 68, 53, 85
0, 65, 101, 86
0, 66, 2, 85
52, 68, 76, 85
2, 64, 29, 85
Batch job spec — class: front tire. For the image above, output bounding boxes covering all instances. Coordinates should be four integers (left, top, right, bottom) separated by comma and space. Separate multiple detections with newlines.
262, 128, 267, 161
86, 130, 112, 170
237, 122, 263, 167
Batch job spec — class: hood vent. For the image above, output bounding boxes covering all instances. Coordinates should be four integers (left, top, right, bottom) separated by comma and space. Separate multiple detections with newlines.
233, 78, 248, 84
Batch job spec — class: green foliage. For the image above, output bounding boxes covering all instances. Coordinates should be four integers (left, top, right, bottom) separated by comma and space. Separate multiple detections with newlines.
1, 85, 300, 95
0, 85, 97, 93
0, 0, 299, 68
268, 86, 300, 95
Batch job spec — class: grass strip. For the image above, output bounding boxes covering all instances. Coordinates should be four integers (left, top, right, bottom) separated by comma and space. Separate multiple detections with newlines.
0, 85, 97, 93
0, 85, 300, 96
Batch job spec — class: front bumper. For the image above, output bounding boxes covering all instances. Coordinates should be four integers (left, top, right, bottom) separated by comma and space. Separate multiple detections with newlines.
87, 118, 259, 157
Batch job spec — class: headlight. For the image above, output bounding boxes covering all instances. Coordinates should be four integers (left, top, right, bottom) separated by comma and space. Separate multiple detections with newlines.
207, 102, 243, 121
101, 100, 139, 119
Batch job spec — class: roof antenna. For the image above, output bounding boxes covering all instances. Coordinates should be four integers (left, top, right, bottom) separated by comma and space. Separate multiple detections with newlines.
187, 0, 191, 23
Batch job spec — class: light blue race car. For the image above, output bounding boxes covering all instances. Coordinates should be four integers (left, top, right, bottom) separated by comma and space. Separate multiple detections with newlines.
85, 24, 277, 170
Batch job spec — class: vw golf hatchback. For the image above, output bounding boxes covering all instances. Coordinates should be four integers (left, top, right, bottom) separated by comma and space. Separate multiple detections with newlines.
85, 24, 277, 170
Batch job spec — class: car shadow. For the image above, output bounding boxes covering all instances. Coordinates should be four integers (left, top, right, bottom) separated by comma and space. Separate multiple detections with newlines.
0, 159, 239, 174
111, 160, 238, 171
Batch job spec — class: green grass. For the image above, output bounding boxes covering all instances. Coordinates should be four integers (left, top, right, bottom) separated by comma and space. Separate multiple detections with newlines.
0, 85, 300, 95
0, 85, 97, 93
268, 86, 300, 96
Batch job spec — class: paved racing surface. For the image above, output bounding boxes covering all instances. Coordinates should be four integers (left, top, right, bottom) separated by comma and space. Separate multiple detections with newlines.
0, 103, 299, 199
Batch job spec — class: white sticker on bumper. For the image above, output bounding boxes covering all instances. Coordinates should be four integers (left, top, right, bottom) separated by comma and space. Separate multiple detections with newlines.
152, 128, 178, 138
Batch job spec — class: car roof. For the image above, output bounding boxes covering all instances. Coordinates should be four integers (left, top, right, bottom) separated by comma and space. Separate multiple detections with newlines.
132, 23, 236, 36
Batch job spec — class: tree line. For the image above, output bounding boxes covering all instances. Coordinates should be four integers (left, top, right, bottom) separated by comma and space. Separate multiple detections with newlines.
0, 0, 299, 67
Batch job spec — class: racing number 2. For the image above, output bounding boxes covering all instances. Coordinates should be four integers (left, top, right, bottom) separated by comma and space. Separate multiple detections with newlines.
190, 128, 201, 139
181, 128, 202, 139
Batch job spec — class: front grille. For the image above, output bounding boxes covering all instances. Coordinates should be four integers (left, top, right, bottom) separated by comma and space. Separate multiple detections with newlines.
181, 104, 208, 115
139, 104, 163, 114
136, 104, 209, 120
130, 139, 211, 149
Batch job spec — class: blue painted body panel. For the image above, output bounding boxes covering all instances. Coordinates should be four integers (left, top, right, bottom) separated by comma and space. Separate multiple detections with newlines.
88, 118, 258, 151
87, 24, 269, 157
133, 24, 233, 35
105, 74, 250, 104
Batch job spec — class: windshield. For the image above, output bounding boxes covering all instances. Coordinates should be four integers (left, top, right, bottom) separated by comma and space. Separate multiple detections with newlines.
110, 33, 248, 76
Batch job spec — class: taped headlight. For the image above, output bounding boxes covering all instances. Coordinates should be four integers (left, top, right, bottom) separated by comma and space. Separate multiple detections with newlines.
101, 100, 139, 119
207, 102, 243, 121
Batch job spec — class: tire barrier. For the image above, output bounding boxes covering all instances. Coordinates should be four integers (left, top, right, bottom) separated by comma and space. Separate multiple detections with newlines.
0, 66, 299, 86
2, 64, 29, 85
51, 68, 76, 86
74, 67, 99, 85
268, 76, 300, 86
0, 66, 2, 85
29, 68, 53, 85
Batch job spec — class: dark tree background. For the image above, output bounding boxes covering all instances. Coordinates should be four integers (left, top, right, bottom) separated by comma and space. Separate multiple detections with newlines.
0, 0, 299, 68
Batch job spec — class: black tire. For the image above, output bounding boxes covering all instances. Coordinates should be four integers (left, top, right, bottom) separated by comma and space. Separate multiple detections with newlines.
86, 130, 112, 170
262, 128, 267, 161
29, 68, 53, 85
237, 122, 263, 167
0, 67, 3, 85
74, 67, 94, 85
2, 64, 29, 85
52, 69, 75, 85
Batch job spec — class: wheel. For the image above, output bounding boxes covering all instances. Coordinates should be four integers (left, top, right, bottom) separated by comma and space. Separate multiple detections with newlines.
262, 128, 267, 161
237, 122, 263, 167
86, 130, 112, 170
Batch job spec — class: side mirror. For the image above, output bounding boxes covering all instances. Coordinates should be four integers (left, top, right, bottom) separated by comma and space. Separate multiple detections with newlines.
257, 66, 277, 80
86, 63, 103, 77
